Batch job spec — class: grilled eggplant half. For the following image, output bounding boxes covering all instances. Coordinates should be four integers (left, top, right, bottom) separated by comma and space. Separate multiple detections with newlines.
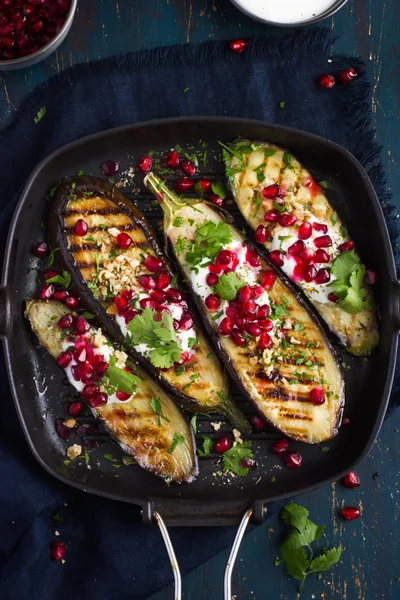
144, 173, 344, 444
25, 299, 198, 483
48, 176, 249, 432
222, 140, 379, 357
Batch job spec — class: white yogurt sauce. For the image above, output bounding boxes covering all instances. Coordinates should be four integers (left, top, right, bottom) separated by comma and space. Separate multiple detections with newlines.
235, 0, 338, 24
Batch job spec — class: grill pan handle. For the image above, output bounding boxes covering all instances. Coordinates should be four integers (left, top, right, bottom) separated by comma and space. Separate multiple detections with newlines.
0, 285, 11, 337
154, 507, 254, 600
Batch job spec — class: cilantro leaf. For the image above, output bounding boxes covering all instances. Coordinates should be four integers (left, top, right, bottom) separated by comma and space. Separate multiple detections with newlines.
173, 216, 184, 227
167, 432, 185, 454
282, 152, 293, 170
281, 502, 310, 531
281, 545, 310, 580
150, 396, 170, 426
331, 250, 360, 281
34, 106, 46, 124
213, 272, 245, 301
46, 270, 71, 289
190, 415, 197, 434
330, 251, 369, 314
185, 221, 232, 267
106, 363, 141, 395
279, 101, 285, 109
197, 435, 212, 456
308, 547, 342, 574
264, 147, 276, 158
211, 181, 228, 199
223, 441, 254, 476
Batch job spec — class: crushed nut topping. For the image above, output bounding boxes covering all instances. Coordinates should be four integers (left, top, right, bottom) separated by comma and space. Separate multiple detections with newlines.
66, 444, 82, 460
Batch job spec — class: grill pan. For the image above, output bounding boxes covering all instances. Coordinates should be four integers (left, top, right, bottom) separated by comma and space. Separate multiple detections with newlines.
1, 117, 399, 597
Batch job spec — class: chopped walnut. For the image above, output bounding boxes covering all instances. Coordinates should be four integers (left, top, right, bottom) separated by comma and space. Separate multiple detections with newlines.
289, 336, 301, 345
66, 444, 82, 460
249, 356, 258, 366
108, 227, 121, 237
283, 318, 293, 330
210, 422, 221, 432
62, 418, 76, 429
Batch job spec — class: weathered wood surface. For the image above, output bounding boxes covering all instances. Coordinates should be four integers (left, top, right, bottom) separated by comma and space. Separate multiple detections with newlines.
1, 1, 400, 598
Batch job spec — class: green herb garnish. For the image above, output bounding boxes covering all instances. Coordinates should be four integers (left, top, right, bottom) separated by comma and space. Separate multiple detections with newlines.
213, 272, 245, 301
127, 308, 182, 368
223, 441, 254, 476
319, 180, 334, 191
46, 270, 71, 289
34, 106, 46, 124
173, 216, 184, 227
150, 397, 170, 427
329, 251, 369, 314
167, 433, 185, 454
197, 435, 212, 456
185, 220, 232, 268
105, 355, 141, 395
211, 181, 228, 199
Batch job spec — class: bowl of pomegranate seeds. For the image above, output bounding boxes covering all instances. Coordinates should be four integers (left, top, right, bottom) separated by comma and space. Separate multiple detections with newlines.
0, 0, 77, 71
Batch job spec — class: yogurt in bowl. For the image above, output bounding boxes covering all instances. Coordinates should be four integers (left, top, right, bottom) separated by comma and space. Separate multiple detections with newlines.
230, 0, 348, 25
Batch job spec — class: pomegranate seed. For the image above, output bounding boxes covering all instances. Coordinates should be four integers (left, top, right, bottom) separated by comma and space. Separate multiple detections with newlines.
165, 150, 180, 169
53, 289, 68, 302
259, 319, 273, 332
151, 289, 166, 303
252, 285, 264, 298
298, 221, 312, 240
338, 67, 357, 84
116, 232, 132, 249
339, 240, 355, 252
89, 392, 108, 408
214, 435, 231, 453
32, 241, 48, 257
44, 269, 58, 281
239, 457, 257, 470
251, 415, 266, 431
313, 223, 328, 233
279, 213, 297, 227
139, 274, 156, 291
288, 240, 305, 255
273, 438, 289, 454
216, 249, 235, 266
343, 471, 360, 489
328, 292, 338, 302
314, 249, 330, 263
115, 294, 130, 314
0, 24, 13, 36
260, 270, 276, 290
0, 36, 14, 49
264, 209, 280, 223
342, 417, 351, 426
269, 250, 284, 267
81, 384, 100, 401
176, 178, 194, 193
237, 285, 253, 304
124, 309, 137, 324
31, 18, 43, 33
151, 271, 169, 290
284, 450, 303, 468
240, 299, 257, 317
181, 160, 196, 176
365, 270, 376, 285
50, 541, 66, 561
317, 74, 336, 89
206, 272, 219, 286
303, 264, 317, 282
235, 317, 248, 332
257, 304, 270, 319
209, 194, 224, 208
310, 387, 326, 405
246, 248, 260, 267
165, 288, 182, 303
226, 307, 237, 320
139, 297, 156, 310
341, 506, 360, 520
39, 284, 54, 300
68, 401, 84, 417
259, 331, 272, 350
65, 296, 78, 309
100, 160, 120, 176
56, 351, 73, 368
74, 219, 88, 236
144, 255, 163, 272
75, 316, 90, 334
246, 322, 261, 337
197, 178, 211, 193
116, 391, 131, 401
314, 235, 332, 248
262, 184, 280, 199
231, 328, 245, 346
138, 155, 153, 173
229, 38, 247, 53
57, 314, 74, 329
179, 312, 194, 331
219, 317, 234, 336
205, 294, 220, 311
55, 418, 72, 440
314, 269, 330, 284
255, 225, 268, 244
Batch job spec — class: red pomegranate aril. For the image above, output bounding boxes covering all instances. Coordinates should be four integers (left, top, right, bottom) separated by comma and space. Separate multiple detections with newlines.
314, 249, 330, 263
115, 294, 129, 314
65, 296, 78, 309
81, 383, 100, 401
259, 331, 272, 350
314, 268, 331, 284
272, 438, 289, 455
89, 392, 108, 408
155, 271, 171, 290
124, 309, 137, 324
328, 292, 338, 303
298, 221, 312, 240
217, 249, 234, 266
314, 235, 332, 248
39, 284, 54, 300
341, 506, 360, 521
165, 150, 180, 169
339, 240, 354, 252
197, 178, 211, 193
264, 209, 280, 223
116, 390, 131, 401
257, 304, 270, 319
0, 36, 14, 49
269, 250, 284, 267
284, 450, 303, 469
23, 3, 35, 17
138, 155, 153, 173
15, 15, 27, 32
57, 314, 74, 329
255, 224, 268, 244
240, 457, 257, 470
56, 351, 73, 368
31, 18, 43, 33
261, 183, 280, 199
179, 312, 194, 331
68, 401, 84, 417
338, 67, 357, 84
303, 264, 317, 282
144, 255, 163, 273
50, 541, 66, 562
279, 213, 297, 227
226, 306, 238, 320
240, 299, 257, 316
209, 194, 224, 208
165, 288, 182, 303
231, 328, 245, 346
43, 269, 59, 281
313, 222, 328, 233
246, 248, 261, 267
214, 435, 231, 454
235, 317, 248, 332
317, 74, 336, 89
229, 38, 247, 53
0, 23, 13, 36
365, 270, 376, 285
259, 319, 274, 332
246, 322, 261, 337
181, 160, 196, 177
93, 357, 108, 376
139, 297, 156, 310
260, 270, 276, 290
206, 272, 219, 286
74, 218, 88, 236
53, 290, 69, 303
288, 240, 305, 255
237, 285, 253, 304
343, 471, 360, 489
205, 294, 220, 311
139, 274, 156, 291
219, 317, 234, 336
32, 241, 48, 257
310, 387, 326, 405
251, 415, 266, 431
75, 316, 90, 334
151, 289, 166, 303
100, 160, 120, 176
176, 178, 194, 193
116, 232, 132, 249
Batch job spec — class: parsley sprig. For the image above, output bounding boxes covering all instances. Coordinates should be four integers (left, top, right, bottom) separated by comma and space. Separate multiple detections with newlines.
46, 270, 71, 289
329, 251, 369, 314
127, 308, 182, 368
105, 356, 141, 395
167, 432, 186, 454
212, 272, 245, 301
223, 441, 254, 476
185, 220, 232, 268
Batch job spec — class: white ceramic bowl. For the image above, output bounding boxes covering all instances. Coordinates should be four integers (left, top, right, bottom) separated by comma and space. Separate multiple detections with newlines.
229, 0, 348, 26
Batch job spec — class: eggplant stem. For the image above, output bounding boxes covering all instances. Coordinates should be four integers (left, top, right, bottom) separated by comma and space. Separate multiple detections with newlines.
144, 172, 186, 209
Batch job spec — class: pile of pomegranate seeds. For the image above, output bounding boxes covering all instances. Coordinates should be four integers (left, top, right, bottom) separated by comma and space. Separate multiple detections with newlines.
317, 67, 357, 89
0, 0, 71, 60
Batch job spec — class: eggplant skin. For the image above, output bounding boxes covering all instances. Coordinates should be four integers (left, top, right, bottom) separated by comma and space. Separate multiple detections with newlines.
223, 140, 379, 357
25, 299, 198, 484
48, 175, 249, 432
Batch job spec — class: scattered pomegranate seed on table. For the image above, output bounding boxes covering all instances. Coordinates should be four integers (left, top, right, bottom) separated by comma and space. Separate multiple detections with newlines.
39, 283, 54, 300
338, 67, 357, 84
209, 194, 224, 208
181, 160, 196, 177
272, 438, 289, 455
317, 74, 336, 89
342, 417, 351, 426
100, 159, 120, 177
197, 178, 211, 193
32, 241, 48, 257
251, 415, 266, 431
214, 435, 231, 454
284, 450, 303, 468
138, 156, 153, 173
65, 296, 79, 309
50, 540, 67, 562
176, 178, 194, 193
68, 401, 84, 417
229, 38, 248, 53
343, 471, 360, 488
341, 506, 360, 520
239, 457, 257, 470
165, 150, 180, 169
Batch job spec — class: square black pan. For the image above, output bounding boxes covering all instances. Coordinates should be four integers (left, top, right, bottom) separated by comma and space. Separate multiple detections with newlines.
1, 117, 399, 526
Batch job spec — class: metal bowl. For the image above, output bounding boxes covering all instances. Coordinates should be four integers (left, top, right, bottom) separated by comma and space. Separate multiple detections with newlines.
0, 0, 77, 71
229, 0, 348, 26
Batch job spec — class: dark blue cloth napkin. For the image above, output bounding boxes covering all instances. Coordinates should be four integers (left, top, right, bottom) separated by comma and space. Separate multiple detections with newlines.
0, 28, 398, 600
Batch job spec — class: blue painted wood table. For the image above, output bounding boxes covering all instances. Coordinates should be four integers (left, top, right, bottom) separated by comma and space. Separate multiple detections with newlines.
1, 1, 400, 598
